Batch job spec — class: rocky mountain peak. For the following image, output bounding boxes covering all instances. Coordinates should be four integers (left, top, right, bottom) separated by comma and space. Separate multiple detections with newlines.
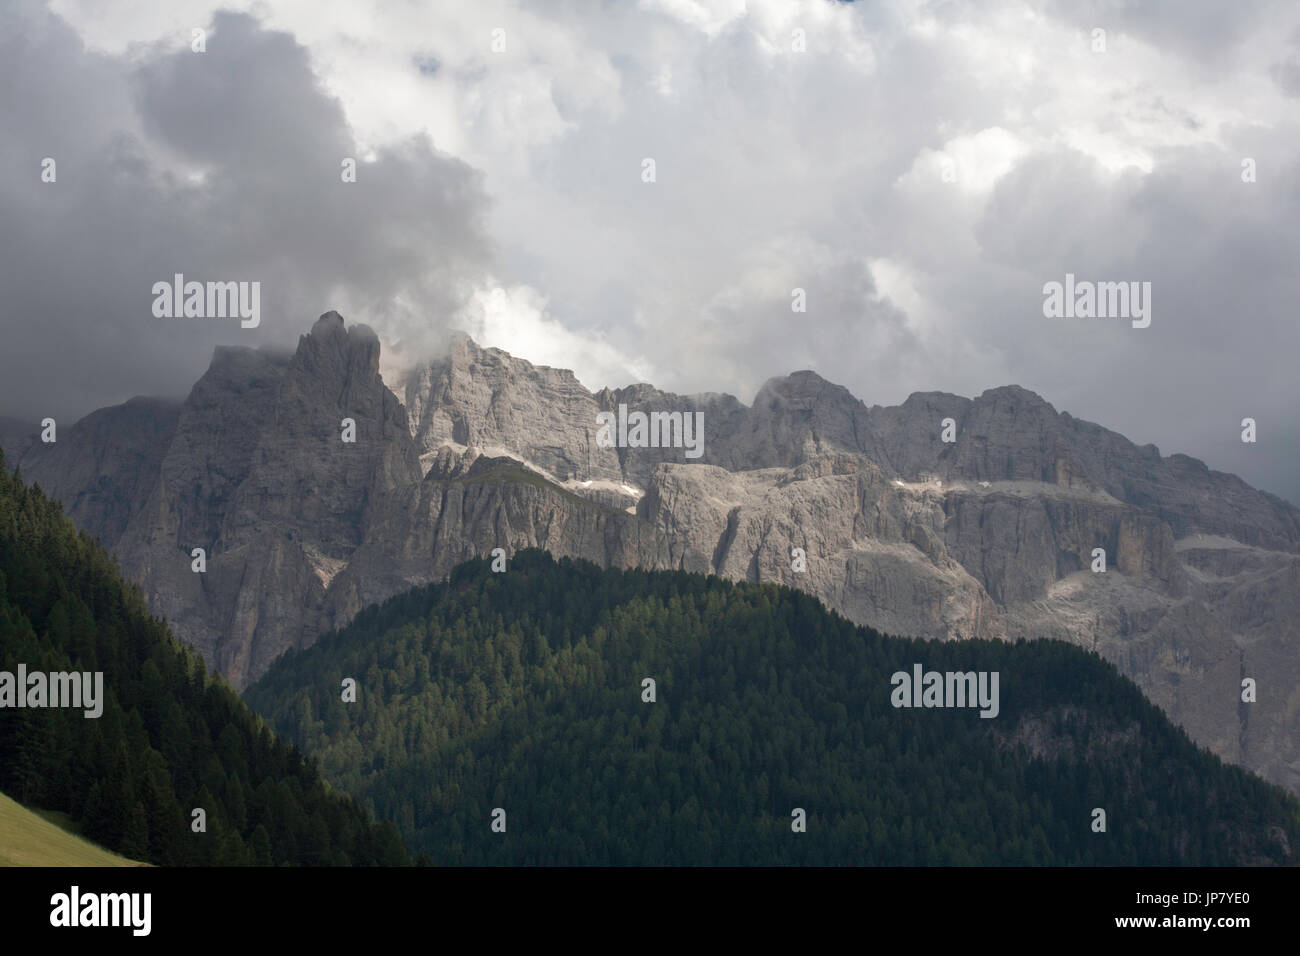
312, 310, 346, 334
293, 311, 381, 384
751, 369, 849, 411
976, 383, 1054, 407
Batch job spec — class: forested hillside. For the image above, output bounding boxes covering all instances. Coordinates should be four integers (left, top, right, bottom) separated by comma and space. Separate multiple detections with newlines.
247, 549, 1300, 865
0, 448, 408, 866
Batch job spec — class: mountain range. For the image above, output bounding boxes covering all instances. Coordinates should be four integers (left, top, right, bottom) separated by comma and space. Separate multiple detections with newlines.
4, 310, 1298, 795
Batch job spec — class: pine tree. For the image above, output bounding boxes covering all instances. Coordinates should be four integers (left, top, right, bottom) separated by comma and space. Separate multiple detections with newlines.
122, 802, 150, 861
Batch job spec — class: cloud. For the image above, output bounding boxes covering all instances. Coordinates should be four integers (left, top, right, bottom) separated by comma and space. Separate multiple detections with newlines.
0, 5, 493, 423
447, 282, 657, 392
10, 0, 1300, 505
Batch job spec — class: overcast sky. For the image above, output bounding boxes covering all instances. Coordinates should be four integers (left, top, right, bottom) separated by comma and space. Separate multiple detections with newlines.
3, 0, 1299, 504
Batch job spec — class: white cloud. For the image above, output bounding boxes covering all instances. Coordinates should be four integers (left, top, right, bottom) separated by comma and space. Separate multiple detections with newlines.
456, 284, 656, 392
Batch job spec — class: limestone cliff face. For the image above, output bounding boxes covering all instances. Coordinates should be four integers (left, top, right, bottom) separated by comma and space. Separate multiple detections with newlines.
325, 453, 694, 630
9, 313, 1300, 795
3, 398, 180, 551
19, 313, 423, 688
405, 333, 625, 484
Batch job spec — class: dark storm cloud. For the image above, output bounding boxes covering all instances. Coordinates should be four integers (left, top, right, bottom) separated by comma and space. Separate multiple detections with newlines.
0, 5, 491, 425
956, 130, 1300, 506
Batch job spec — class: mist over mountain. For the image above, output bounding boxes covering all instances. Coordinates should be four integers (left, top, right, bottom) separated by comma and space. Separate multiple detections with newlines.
5, 311, 1300, 797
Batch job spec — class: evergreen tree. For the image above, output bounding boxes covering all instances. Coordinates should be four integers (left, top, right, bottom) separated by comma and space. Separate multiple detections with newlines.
122, 802, 150, 860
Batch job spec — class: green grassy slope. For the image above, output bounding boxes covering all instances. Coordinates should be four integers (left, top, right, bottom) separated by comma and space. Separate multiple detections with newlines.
0, 790, 143, 866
